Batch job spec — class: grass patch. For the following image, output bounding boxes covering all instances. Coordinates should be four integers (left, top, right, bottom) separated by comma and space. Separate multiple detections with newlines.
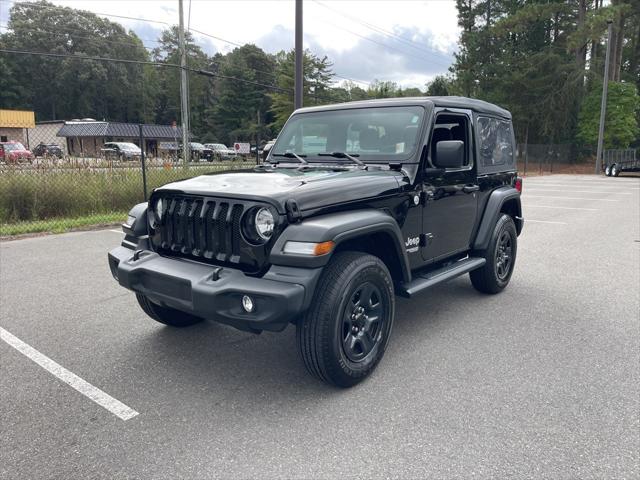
0, 211, 128, 237
0, 163, 254, 225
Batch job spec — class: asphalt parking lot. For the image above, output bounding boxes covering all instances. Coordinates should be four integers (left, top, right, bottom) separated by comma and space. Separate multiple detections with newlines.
1, 173, 639, 479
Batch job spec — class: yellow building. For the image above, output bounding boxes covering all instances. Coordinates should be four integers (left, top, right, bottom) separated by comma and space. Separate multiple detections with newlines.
0, 109, 36, 145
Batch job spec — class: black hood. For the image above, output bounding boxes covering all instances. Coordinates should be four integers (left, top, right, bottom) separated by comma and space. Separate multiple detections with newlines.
154, 167, 405, 214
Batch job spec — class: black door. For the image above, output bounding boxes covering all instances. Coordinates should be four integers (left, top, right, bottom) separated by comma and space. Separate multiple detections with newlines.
421, 110, 479, 262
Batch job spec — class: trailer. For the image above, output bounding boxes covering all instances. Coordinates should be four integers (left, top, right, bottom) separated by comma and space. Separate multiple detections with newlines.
604, 149, 640, 176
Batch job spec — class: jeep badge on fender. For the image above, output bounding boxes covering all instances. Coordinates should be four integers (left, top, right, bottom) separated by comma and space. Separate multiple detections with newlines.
108, 97, 524, 388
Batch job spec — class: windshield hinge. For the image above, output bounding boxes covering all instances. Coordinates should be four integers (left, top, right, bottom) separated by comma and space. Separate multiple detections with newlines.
285, 199, 302, 223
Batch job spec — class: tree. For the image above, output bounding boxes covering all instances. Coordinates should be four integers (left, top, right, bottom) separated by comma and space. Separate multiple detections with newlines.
268, 50, 335, 132
3, 1, 152, 122
206, 44, 276, 144
577, 81, 639, 148
151, 26, 211, 135
426, 76, 453, 96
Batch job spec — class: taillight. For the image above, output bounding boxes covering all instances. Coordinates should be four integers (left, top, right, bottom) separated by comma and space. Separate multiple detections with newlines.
515, 177, 523, 193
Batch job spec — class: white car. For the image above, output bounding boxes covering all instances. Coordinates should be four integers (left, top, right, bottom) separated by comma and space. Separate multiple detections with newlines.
204, 143, 237, 160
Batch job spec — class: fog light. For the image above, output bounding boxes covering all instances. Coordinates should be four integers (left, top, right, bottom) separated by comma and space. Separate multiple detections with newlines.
242, 295, 254, 313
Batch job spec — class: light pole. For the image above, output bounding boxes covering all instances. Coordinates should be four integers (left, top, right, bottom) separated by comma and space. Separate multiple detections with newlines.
595, 20, 613, 175
295, 0, 303, 110
178, 0, 190, 166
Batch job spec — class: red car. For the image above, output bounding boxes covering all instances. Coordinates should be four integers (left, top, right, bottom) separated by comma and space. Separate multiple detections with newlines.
0, 141, 33, 163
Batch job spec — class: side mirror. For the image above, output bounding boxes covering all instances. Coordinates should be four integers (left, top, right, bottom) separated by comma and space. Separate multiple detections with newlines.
434, 140, 465, 169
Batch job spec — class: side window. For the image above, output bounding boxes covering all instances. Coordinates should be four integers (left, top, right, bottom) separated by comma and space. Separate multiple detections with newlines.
477, 117, 514, 167
429, 113, 470, 168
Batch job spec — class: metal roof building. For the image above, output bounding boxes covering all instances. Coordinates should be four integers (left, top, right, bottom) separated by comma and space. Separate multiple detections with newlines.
56, 120, 186, 158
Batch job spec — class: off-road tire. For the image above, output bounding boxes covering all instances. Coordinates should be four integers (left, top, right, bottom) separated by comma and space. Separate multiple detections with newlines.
296, 252, 395, 388
470, 214, 517, 294
136, 294, 203, 327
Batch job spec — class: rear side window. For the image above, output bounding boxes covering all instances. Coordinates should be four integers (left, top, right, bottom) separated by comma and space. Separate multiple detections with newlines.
477, 117, 514, 169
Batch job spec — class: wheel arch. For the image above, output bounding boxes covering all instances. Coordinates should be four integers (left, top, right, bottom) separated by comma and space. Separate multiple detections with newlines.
473, 187, 522, 251
270, 209, 411, 283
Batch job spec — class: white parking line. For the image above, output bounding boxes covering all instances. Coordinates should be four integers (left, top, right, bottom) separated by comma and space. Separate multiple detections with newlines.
0, 326, 139, 421
524, 182, 639, 189
525, 205, 599, 211
523, 195, 619, 202
524, 188, 632, 195
525, 219, 568, 225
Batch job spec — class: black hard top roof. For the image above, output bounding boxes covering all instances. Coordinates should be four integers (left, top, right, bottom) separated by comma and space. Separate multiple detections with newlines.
295, 96, 511, 119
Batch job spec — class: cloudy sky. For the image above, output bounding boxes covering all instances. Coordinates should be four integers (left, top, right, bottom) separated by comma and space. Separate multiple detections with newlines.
1, 0, 460, 89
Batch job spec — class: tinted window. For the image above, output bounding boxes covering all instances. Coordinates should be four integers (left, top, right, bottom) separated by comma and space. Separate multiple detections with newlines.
477, 117, 514, 167
272, 106, 425, 162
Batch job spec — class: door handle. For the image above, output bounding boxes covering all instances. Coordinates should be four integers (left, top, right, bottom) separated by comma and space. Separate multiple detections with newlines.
463, 184, 480, 193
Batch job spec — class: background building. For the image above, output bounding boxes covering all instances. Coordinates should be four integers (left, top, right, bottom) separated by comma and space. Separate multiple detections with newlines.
55, 120, 186, 158
0, 109, 35, 145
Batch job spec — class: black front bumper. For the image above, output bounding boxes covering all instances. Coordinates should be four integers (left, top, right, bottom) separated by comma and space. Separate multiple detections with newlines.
108, 246, 322, 332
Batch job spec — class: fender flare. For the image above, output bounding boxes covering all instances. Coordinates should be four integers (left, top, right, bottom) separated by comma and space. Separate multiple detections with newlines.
270, 209, 411, 282
122, 202, 148, 237
473, 187, 522, 251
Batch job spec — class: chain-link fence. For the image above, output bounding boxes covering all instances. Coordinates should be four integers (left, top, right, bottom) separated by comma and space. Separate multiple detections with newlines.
0, 122, 261, 237
516, 143, 596, 176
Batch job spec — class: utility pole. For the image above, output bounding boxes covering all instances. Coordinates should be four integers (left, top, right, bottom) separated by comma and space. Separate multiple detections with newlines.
596, 20, 613, 175
178, 0, 190, 165
295, 0, 303, 110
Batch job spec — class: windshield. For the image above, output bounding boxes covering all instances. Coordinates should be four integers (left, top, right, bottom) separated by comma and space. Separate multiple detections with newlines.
271, 106, 425, 162
3, 143, 25, 151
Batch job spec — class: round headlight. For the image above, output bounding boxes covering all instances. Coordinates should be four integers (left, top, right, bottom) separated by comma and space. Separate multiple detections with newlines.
255, 207, 274, 240
154, 198, 164, 220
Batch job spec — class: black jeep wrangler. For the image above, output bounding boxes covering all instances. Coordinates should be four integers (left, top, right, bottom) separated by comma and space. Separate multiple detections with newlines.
108, 97, 523, 387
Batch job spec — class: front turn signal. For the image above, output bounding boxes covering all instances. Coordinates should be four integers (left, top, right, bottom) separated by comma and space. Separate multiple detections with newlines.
283, 240, 335, 256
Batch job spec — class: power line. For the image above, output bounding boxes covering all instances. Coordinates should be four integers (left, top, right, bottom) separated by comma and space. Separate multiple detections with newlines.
0, 48, 293, 93
7, 1, 376, 91
0, 24, 158, 51
312, 0, 453, 63
12, 2, 172, 27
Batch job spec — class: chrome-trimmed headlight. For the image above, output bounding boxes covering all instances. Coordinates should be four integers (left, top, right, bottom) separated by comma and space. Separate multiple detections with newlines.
242, 206, 275, 244
255, 207, 274, 240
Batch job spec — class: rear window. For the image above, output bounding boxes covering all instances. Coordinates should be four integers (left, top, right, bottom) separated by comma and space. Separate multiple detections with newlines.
477, 117, 514, 168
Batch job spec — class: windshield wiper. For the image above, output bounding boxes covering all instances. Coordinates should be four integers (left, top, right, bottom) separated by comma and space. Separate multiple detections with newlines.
318, 151, 366, 168
271, 151, 308, 164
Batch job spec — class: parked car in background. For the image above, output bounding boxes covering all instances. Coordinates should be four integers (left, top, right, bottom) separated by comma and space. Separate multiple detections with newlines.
204, 143, 237, 161
32, 143, 63, 158
0, 141, 33, 163
188, 142, 214, 161
102, 142, 141, 161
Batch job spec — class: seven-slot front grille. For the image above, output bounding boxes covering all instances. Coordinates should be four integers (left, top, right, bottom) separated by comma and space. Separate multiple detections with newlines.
155, 196, 246, 265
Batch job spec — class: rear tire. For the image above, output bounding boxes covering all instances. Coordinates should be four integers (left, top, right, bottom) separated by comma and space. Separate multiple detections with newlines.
136, 294, 203, 327
605, 165, 612, 176
470, 214, 517, 294
611, 164, 620, 177
296, 252, 395, 388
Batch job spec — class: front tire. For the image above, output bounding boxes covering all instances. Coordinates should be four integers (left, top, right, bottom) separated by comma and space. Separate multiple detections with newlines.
605, 165, 612, 176
136, 294, 203, 327
297, 252, 395, 388
470, 214, 518, 294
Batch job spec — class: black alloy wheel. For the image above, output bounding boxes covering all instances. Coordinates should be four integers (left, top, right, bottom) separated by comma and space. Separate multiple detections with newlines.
495, 230, 513, 281
341, 282, 385, 363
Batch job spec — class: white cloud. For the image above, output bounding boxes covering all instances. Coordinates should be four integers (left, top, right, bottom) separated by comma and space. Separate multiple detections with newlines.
6, 0, 460, 88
